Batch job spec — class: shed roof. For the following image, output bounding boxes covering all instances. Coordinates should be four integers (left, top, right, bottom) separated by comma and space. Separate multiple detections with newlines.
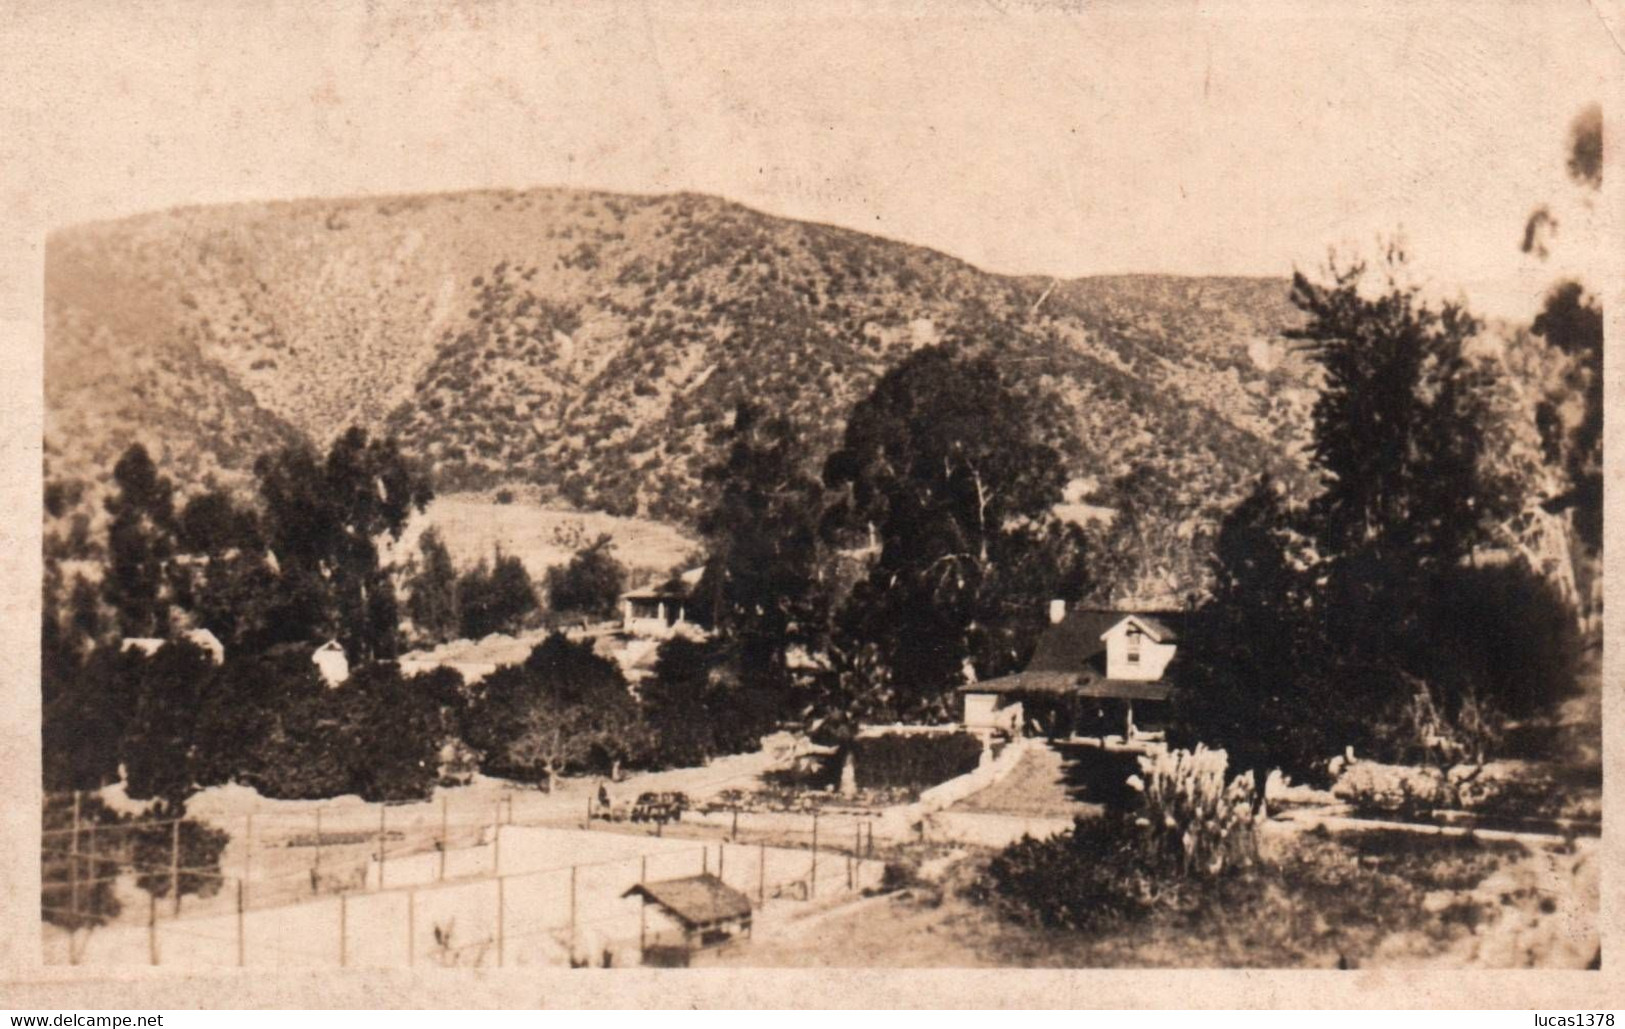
622, 874, 752, 929
1074, 676, 1174, 702
958, 670, 1080, 695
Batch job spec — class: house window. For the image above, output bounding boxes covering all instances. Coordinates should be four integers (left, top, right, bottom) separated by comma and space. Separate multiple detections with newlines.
1126, 628, 1141, 664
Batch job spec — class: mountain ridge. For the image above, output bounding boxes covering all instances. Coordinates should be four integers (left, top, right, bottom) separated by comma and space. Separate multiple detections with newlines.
45, 186, 1316, 533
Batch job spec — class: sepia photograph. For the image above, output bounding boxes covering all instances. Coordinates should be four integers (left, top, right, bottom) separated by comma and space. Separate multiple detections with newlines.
5, 0, 1618, 1006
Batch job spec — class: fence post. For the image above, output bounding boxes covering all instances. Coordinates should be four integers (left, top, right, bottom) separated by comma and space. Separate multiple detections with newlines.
719, 843, 726, 882
378, 804, 388, 890
439, 795, 449, 882
69, 790, 81, 922
810, 810, 819, 900
640, 855, 647, 883
338, 892, 348, 968
758, 842, 766, 905
407, 888, 416, 968
84, 824, 98, 951
731, 806, 739, 841
569, 865, 578, 955
236, 879, 245, 967
313, 807, 323, 894
702, 845, 708, 876
495, 876, 505, 968
148, 890, 157, 966
493, 819, 502, 876
170, 817, 182, 915
243, 814, 254, 900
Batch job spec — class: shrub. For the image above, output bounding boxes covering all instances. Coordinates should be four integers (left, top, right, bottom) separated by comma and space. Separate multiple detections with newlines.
543, 535, 627, 619
976, 745, 1259, 930
850, 732, 983, 790
1126, 745, 1258, 878
975, 815, 1162, 930
458, 550, 539, 639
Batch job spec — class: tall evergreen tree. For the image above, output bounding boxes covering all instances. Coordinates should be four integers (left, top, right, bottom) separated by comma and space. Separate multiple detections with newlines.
822, 346, 1088, 716
103, 444, 177, 638
458, 548, 538, 639
254, 428, 432, 660
406, 527, 461, 643
695, 402, 828, 707
1288, 250, 1507, 576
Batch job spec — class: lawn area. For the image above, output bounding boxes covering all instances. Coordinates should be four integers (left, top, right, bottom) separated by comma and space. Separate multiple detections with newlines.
718, 827, 1598, 969
951, 741, 1142, 817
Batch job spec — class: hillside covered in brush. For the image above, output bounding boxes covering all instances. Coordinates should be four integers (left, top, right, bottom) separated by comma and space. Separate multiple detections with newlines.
45, 188, 1314, 530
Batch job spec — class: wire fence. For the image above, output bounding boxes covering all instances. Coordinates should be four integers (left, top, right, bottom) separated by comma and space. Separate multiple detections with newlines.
41, 789, 892, 968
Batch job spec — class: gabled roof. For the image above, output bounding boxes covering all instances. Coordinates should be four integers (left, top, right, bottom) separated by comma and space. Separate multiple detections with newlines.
622, 874, 752, 928
1024, 609, 1123, 673
1110, 613, 1179, 643
1025, 608, 1184, 673
959, 608, 1185, 701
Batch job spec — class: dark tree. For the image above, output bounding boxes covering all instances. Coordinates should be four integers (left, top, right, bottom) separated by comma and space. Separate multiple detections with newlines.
1169, 479, 1354, 782
42, 634, 133, 792
131, 800, 229, 907
1288, 250, 1508, 575
458, 549, 539, 639
694, 402, 828, 709
544, 533, 627, 619
1531, 281, 1603, 552
462, 634, 635, 786
103, 444, 177, 638
176, 488, 261, 556
40, 793, 125, 961
641, 636, 776, 767
255, 428, 432, 661
822, 346, 1088, 715
332, 662, 457, 802
406, 527, 461, 643
118, 639, 218, 802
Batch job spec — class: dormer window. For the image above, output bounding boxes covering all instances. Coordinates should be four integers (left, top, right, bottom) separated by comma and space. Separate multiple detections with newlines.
1126, 628, 1141, 664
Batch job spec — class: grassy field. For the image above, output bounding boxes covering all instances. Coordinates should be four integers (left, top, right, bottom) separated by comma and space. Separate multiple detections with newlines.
719, 828, 1597, 969
387, 493, 699, 582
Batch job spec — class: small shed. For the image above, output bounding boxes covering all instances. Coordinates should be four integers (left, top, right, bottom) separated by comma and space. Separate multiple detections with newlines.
623, 873, 753, 964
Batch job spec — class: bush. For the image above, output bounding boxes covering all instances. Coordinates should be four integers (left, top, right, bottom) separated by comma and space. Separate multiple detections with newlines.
975, 815, 1162, 930
458, 549, 539, 639
544, 535, 626, 620
850, 731, 983, 790
641, 637, 779, 768
1127, 745, 1258, 878
976, 746, 1259, 930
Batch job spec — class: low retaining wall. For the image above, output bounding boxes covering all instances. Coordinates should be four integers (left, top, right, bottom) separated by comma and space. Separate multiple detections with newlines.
872, 737, 1036, 840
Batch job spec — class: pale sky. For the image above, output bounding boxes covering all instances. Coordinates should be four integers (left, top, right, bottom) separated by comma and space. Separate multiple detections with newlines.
5, 0, 1617, 320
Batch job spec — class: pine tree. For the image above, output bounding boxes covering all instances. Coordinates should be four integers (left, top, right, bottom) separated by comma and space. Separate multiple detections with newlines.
695, 402, 827, 705
103, 444, 176, 638
406, 527, 461, 643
